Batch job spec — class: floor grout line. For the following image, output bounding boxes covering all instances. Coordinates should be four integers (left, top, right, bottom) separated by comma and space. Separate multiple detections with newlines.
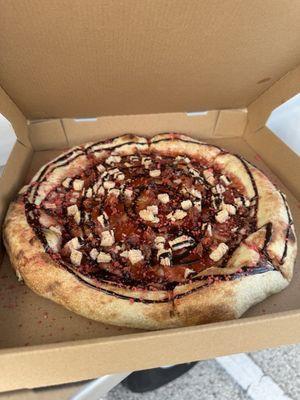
216, 353, 293, 400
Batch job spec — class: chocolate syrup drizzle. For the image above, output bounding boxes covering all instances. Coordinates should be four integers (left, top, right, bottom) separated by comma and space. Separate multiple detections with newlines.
23, 134, 291, 303
279, 191, 293, 263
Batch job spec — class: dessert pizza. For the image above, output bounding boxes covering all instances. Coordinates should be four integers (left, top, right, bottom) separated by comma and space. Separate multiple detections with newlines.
3, 133, 297, 329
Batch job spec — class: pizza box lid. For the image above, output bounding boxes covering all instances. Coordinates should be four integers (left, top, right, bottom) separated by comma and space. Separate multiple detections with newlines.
0, 0, 300, 120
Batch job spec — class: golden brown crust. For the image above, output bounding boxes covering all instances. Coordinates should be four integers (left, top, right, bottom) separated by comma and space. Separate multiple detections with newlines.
246, 163, 296, 280
214, 153, 256, 198
171, 233, 292, 328
3, 133, 297, 330
150, 132, 221, 164
173, 270, 288, 327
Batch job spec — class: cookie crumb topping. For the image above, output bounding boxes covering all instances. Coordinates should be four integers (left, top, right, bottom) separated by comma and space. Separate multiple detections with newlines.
149, 169, 161, 177
222, 203, 236, 215
139, 207, 160, 223
169, 235, 194, 250
90, 248, 99, 260
66, 237, 81, 250
97, 164, 105, 172
124, 188, 133, 198
167, 209, 187, 221
203, 169, 215, 185
158, 193, 170, 204
73, 179, 84, 191
100, 230, 115, 247
67, 204, 79, 216
70, 249, 82, 266
209, 243, 228, 261
106, 155, 121, 165
215, 209, 229, 223
181, 199, 192, 210
128, 249, 144, 265
62, 177, 72, 188
103, 181, 115, 189
97, 252, 112, 263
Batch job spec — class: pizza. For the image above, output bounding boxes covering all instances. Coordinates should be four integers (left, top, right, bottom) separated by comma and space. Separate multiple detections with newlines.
3, 133, 297, 329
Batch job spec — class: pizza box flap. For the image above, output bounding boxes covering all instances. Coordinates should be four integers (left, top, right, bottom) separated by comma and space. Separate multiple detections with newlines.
1, 0, 300, 119
246, 64, 300, 199
0, 87, 30, 148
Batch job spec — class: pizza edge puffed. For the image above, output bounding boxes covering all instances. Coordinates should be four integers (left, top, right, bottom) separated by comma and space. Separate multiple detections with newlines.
2, 133, 297, 330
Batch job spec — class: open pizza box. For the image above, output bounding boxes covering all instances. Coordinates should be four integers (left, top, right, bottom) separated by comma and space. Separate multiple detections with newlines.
0, 0, 299, 393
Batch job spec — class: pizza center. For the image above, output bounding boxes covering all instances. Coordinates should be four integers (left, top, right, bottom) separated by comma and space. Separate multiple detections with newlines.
24, 152, 256, 290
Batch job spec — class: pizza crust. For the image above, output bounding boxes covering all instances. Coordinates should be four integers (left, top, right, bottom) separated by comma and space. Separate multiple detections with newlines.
3, 133, 297, 330
173, 270, 288, 327
150, 132, 221, 164
214, 153, 256, 198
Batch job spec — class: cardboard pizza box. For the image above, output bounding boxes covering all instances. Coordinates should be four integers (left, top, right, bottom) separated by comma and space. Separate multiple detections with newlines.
0, 381, 89, 400
0, 0, 299, 393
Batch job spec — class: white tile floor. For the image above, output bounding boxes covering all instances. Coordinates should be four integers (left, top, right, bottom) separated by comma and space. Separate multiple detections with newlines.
107, 360, 250, 400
